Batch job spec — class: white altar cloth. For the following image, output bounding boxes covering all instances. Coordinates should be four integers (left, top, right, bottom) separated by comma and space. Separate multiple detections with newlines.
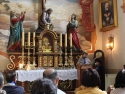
16, 69, 78, 82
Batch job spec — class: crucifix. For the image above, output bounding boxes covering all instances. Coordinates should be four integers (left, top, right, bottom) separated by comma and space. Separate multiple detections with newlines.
42, 0, 46, 11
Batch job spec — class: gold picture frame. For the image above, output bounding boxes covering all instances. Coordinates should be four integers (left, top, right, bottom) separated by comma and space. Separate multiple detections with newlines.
99, 0, 118, 32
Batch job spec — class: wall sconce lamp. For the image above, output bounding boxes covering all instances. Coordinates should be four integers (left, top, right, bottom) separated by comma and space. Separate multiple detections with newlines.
106, 37, 114, 50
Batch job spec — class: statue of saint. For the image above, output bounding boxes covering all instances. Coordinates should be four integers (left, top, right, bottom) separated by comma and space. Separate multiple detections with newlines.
37, 8, 54, 31
67, 13, 81, 51
7, 11, 25, 51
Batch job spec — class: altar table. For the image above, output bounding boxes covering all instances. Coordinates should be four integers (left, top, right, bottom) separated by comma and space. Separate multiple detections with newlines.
16, 69, 78, 82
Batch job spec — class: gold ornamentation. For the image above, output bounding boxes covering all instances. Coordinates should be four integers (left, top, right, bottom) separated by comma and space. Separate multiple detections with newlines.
38, 56, 42, 67
68, 56, 74, 68
7, 55, 15, 70
64, 48, 69, 67
43, 56, 48, 67
48, 56, 53, 67
42, 37, 52, 52
39, 40, 42, 49
54, 41, 58, 52
25, 42, 33, 49
59, 80, 72, 89
59, 55, 63, 67
54, 56, 58, 67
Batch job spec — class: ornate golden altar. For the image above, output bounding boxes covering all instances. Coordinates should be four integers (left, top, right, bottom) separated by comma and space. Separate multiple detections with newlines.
7, 28, 82, 93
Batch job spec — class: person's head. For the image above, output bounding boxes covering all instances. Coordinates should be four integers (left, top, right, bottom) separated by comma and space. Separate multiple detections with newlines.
81, 68, 101, 87
31, 78, 57, 94
105, 2, 109, 10
0, 72, 4, 89
10, 11, 16, 17
71, 13, 76, 20
43, 68, 59, 86
95, 58, 101, 66
46, 8, 53, 14
82, 51, 88, 58
114, 69, 125, 88
5, 71, 16, 83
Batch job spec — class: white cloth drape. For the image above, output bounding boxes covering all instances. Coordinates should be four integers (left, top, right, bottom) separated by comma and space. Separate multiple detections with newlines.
16, 69, 78, 82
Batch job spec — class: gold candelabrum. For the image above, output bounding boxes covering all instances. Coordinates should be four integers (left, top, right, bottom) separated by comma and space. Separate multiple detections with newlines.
33, 46, 36, 67
25, 32, 36, 70
24, 45, 30, 70
68, 47, 75, 68
64, 47, 69, 67
18, 46, 25, 70
18, 31, 25, 70
58, 47, 63, 67
19, 31, 36, 70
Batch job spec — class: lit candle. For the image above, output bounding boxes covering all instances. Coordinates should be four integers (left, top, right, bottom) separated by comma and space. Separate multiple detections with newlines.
28, 32, 30, 46
65, 34, 67, 47
19, 64, 23, 69
22, 32, 24, 46
33, 32, 35, 46
60, 33, 62, 47
70, 34, 72, 47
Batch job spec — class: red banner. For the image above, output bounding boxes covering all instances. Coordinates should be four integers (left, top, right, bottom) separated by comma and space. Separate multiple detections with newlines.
79, 0, 96, 32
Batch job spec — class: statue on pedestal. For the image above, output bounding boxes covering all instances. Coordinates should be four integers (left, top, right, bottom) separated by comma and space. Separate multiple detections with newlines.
67, 13, 81, 52
38, 8, 54, 31
7, 11, 25, 51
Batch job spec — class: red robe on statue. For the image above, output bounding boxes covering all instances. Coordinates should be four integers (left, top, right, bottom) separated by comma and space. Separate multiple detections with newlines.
68, 28, 81, 49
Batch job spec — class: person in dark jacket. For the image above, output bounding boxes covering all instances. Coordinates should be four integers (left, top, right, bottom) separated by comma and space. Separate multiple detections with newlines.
92, 58, 104, 90
3, 71, 24, 94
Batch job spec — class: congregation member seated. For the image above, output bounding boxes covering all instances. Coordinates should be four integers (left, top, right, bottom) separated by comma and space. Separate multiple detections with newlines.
110, 67, 125, 94
78, 51, 91, 65
3, 71, 24, 94
74, 68, 107, 94
0, 72, 6, 94
43, 68, 66, 94
31, 78, 57, 94
92, 58, 104, 90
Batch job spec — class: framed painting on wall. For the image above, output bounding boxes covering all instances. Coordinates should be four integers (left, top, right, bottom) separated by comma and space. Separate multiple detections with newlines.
98, 0, 118, 32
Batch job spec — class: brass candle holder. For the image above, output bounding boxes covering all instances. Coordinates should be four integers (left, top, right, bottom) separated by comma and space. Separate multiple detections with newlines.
58, 47, 63, 67
25, 46, 36, 70
25, 46, 31, 70
18, 46, 25, 70
33, 46, 36, 67
64, 47, 69, 67
69, 47, 74, 68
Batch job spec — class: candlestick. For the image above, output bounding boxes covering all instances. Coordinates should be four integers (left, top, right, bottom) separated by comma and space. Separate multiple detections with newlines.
65, 34, 67, 47
33, 32, 35, 46
22, 32, 24, 46
70, 34, 72, 47
28, 32, 30, 46
60, 33, 62, 47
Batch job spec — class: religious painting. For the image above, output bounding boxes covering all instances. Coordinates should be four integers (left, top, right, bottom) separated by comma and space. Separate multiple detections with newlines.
44, 0, 96, 52
99, 0, 118, 32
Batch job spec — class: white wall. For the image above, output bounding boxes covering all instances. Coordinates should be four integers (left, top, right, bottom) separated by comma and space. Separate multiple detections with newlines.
94, 0, 103, 50
94, 0, 125, 70
0, 56, 10, 72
